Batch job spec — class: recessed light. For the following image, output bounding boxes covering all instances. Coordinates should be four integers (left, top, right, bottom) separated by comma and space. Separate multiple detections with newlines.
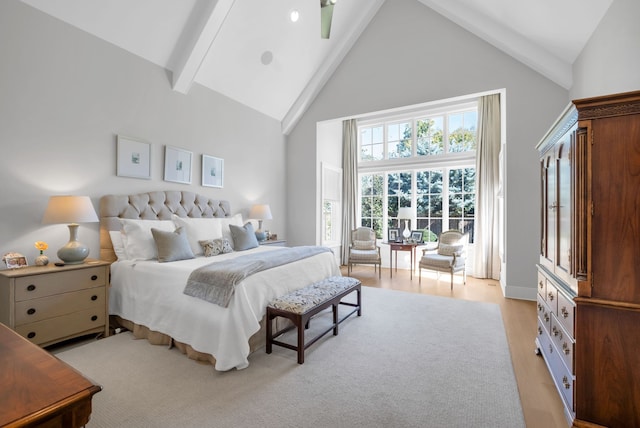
261, 51, 273, 66
290, 9, 300, 22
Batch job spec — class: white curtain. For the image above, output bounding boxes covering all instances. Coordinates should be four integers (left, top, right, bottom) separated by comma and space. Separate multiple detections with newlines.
341, 119, 358, 265
473, 94, 501, 279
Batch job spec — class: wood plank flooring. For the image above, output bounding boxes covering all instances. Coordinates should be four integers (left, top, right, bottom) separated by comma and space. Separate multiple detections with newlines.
344, 265, 568, 428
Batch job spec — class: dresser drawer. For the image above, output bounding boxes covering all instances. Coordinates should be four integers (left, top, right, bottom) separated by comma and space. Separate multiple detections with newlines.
548, 344, 575, 413
537, 294, 552, 335
14, 287, 105, 326
550, 316, 575, 372
15, 307, 106, 346
14, 267, 106, 301
537, 271, 546, 299
556, 290, 575, 335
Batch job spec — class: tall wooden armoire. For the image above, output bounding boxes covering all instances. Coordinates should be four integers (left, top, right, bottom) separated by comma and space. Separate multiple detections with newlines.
536, 90, 640, 428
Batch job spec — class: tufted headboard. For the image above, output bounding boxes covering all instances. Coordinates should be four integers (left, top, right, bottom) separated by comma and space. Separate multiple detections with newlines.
100, 191, 231, 262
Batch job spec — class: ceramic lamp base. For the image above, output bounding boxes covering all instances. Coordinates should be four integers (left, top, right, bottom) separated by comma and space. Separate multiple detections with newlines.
57, 224, 90, 264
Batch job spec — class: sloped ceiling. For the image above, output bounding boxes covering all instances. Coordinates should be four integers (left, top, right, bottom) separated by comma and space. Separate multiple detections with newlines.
20, 0, 612, 134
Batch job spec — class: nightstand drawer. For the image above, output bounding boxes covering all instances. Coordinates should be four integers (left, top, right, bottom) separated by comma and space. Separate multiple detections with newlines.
15, 307, 106, 346
14, 267, 106, 301
14, 287, 105, 325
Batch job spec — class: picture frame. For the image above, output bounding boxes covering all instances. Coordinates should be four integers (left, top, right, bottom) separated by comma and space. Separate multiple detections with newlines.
411, 230, 424, 243
388, 228, 400, 243
164, 146, 193, 184
3, 255, 28, 269
201, 154, 224, 188
116, 135, 151, 179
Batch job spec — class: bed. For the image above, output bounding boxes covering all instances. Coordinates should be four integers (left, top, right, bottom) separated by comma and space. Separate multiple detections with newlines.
100, 191, 340, 371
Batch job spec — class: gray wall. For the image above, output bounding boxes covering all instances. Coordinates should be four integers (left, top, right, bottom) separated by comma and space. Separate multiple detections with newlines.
571, 0, 640, 99
0, 0, 286, 262
286, 0, 568, 299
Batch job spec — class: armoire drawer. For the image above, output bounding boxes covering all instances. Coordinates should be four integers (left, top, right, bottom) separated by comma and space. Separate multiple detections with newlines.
550, 316, 575, 372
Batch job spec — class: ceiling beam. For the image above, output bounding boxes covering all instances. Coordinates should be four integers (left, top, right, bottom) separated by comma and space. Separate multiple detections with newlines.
169, 0, 236, 94
282, 0, 386, 135
417, 0, 572, 89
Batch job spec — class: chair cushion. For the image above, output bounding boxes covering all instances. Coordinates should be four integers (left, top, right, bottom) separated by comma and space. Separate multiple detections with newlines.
437, 243, 464, 256
349, 249, 380, 262
353, 240, 375, 250
421, 253, 466, 270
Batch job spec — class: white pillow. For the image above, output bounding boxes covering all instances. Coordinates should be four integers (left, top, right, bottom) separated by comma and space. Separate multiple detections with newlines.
172, 215, 224, 256
119, 219, 175, 261
109, 230, 128, 261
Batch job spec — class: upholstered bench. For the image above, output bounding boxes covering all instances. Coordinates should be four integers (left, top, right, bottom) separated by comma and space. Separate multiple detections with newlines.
266, 276, 361, 364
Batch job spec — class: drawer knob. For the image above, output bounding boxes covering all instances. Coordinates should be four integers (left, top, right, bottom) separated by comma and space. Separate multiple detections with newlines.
91, 315, 98, 321
548, 292, 554, 301
544, 314, 550, 323
561, 307, 569, 318
27, 332, 36, 339
91, 295, 98, 301
562, 376, 571, 389
27, 308, 36, 315
91, 275, 98, 281
27, 284, 36, 292
563, 343, 571, 355
552, 326, 559, 337
539, 281, 544, 289
537, 327, 542, 335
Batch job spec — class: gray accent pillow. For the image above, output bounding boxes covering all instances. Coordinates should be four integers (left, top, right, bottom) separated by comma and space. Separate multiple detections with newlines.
199, 238, 233, 257
229, 222, 259, 251
151, 227, 195, 263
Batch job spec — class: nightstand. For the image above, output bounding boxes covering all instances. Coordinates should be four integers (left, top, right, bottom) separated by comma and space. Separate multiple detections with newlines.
259, 239, 287, 247
0, 259, 110, 347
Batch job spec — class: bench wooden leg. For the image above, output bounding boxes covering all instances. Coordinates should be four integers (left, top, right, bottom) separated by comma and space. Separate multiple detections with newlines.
266, 309, 273, 354
297, 314, 305, 364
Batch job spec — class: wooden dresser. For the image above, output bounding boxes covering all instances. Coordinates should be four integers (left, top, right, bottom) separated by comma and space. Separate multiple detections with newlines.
0, 260, 110, 347
536, 90, 640, 427
0, 322, 101, 427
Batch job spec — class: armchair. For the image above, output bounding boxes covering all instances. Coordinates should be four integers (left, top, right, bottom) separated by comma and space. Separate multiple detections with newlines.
418, 230, 467, 289
347, 227, 381, 278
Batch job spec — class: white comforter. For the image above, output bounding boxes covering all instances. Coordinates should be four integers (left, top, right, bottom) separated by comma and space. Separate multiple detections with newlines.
109, 246, 340, 371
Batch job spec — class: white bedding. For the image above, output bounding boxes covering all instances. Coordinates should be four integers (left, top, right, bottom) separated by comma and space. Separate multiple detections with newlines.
109, 245, 340, 371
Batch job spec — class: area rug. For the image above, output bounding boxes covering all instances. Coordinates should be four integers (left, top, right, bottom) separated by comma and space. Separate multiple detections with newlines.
55, 286, 524, 427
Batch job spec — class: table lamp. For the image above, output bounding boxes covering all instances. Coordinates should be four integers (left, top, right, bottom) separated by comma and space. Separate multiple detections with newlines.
398, 207, 413, 241
249, 204, 272, 241
42, 196, 99, 264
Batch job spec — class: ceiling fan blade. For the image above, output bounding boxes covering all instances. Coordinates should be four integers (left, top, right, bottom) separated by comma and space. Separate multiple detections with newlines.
321, 0, 336, 39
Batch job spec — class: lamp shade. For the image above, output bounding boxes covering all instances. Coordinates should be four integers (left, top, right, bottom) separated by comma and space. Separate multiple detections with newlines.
42, 196, 99, 224
249, 204, 272, 220
42, 196, 98, 265
398, 207, 413, 219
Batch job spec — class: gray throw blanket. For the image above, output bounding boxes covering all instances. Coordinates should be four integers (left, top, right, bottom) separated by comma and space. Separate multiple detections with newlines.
183, 246, 331, 307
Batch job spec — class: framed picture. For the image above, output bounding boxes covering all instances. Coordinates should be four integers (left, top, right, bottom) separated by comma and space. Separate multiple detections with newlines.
164, 146, 193, 184
3, 254, 28, 269
202, 155, 224, 188
116, 135, 151, 179
411, 230, 424, 243
388, 228, 399, 242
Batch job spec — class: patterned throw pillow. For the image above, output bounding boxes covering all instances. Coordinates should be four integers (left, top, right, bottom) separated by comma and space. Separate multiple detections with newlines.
353, 240, 375, 250
438, 243, 464, 256
199, 238, 234, 257
437, 243, 464, 257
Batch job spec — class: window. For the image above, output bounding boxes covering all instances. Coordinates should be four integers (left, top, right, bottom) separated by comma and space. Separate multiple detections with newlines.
358, 103, 477, 242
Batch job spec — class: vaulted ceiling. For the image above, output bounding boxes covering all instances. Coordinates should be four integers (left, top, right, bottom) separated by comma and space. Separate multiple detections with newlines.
20, 0, 612, 133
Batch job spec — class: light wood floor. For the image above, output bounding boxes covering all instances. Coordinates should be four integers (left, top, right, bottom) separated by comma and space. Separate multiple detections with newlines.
344, 265, 568, 428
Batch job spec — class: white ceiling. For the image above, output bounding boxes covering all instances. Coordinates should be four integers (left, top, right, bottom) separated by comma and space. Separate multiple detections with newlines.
20, 0, 612, 133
